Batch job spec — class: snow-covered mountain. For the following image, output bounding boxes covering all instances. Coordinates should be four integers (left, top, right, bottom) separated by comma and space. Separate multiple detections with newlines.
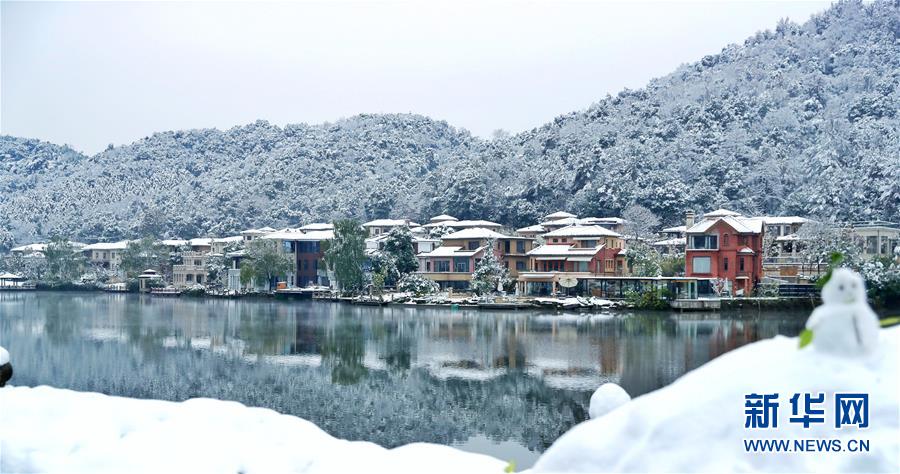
1, 0, 898, 246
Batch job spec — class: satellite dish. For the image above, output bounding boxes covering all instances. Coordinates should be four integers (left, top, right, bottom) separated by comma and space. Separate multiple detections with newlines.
558, 276, 578, 288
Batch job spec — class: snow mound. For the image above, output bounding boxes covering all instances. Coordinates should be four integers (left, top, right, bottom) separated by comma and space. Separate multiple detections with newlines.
0, 346, 8, 365
588, 383, 630, 419
533, 327, 900, 473
0, 386, 506, 474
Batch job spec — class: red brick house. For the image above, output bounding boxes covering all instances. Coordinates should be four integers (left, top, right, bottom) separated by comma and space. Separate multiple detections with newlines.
685, 215, 765, 296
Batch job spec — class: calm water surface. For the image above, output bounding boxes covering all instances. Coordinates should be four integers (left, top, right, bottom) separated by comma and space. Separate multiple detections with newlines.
0, 292, 806, 467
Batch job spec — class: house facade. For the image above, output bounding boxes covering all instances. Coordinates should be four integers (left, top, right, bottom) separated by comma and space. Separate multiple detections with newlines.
517, 225, 626, 295
416, 227, 534, 290
82, 241, 130, 270
172, 251, 208, 288
685, 215, 764, 296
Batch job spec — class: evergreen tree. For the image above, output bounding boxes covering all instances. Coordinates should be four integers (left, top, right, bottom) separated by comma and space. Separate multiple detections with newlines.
470, 240, 510, 295
239, 239, 293, 291
382, 226, 418, 275
325, 219, 368, 294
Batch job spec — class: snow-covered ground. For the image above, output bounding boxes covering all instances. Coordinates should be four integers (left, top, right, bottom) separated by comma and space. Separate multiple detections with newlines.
2, 325, 897, 472
534, 326, 899, 473
0, 386, 506, 474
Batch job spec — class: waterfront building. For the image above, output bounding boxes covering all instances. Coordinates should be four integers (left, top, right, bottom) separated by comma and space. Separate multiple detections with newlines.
81, 241, 130, 270
684, 211, 765, 296
172, 251, 208, 288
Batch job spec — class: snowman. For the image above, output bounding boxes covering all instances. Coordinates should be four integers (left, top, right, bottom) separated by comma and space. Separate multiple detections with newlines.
0, 345, 11, 387
805, 268, 880, 356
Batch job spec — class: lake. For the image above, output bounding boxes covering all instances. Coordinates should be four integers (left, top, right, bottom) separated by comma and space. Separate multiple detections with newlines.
0, 291, 807, 467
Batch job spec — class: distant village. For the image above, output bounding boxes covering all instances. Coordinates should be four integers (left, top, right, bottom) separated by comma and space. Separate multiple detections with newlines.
2, 208, 899, 305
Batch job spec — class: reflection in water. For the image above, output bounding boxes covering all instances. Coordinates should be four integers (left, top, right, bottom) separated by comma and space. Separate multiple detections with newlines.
0, 292, 805, 467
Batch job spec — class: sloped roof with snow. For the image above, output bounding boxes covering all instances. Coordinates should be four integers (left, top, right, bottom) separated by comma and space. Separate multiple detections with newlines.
543, 225, 621, 238
544, 211, 577, 221
687, 216, 764, 234
363, 219, 418, 227
189, 238, 212, 246
516, 224, 546, 234
159, 239, 189, 247
211, 236, 243, 243
652, 237, 686, 247
441, 227, 509, 240
661, 225, 687, 233
82, 241, 130, 251
449, 219, 503, 228
761, 216, 810, 225
429, 214, 458, 223
703, 208, 742, 218
11, 243, 47, 253
298, 223, 334, 231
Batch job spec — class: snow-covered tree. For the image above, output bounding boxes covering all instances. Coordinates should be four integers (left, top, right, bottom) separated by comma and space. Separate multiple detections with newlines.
382, 226, 418, 275
470, 240, 510, 295
324, 219, 367, 294
397, 273, 439, 295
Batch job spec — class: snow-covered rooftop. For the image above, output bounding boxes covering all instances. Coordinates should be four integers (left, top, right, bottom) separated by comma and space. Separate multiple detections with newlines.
651, 237, 686, 246
211, 236, 243, 243
298, 223, 334, 231
82, 241, 130, 251
686, 216, 763, 234
260, 228, 304, 240
543, 211, 577, 221
429, 214, 458, 223
661, 225, 687, 233
441, 227, 509, 240
543, 225, 621, 238
240, 227, 275, 236
702, 208, 743, 218
159, 239, 189, 247
189, 238, 212, 246
363, 219, 419, 227
582, 217, 626, 225
761, 216, 810, 225
516, 224, 546, 234
448, 219, 503, 228
10, 243, 47, 253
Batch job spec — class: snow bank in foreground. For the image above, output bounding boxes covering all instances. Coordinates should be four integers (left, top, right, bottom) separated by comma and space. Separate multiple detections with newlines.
534, 327, 899, 473
0, 386, 506, 474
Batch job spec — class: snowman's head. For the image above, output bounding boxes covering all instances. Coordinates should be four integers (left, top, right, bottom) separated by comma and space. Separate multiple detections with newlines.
821, 268, 867, 305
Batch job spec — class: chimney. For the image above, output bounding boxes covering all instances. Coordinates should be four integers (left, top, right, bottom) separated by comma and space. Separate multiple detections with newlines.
685, 211, 695, 229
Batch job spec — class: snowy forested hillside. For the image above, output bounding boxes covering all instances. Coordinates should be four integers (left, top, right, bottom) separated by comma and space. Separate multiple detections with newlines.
1, 0, 898, 245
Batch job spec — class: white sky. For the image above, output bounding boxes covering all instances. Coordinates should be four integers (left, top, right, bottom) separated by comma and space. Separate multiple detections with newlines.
1, 0, 833, 154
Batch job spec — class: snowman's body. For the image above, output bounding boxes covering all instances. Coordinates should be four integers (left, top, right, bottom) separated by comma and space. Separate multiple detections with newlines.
806, 268, 880, 356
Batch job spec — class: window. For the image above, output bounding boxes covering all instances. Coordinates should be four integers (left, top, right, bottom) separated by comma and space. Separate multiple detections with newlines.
605, 259, 614, 272
692, 256, 712, 273
504, 241, 511, 253
575, 261, 588, 272
723, 234, 729, 247
454, 257, 469, 273
866, 236, 878, 254
581, 240, 597, 248
516, 261, 525, 271
194, 259, 202, 266
196, 275, 203, 284
435, 260, 450, 272
551, 238, 559, 243
880, 237, 889, 255
723, 257, 729, 271
690, 235, 718, 250
468, 241, 479, 250
426, 261, 431, 272
739, 257, 745, 272
186, 274, 194, 282
516, 241, 525, 253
